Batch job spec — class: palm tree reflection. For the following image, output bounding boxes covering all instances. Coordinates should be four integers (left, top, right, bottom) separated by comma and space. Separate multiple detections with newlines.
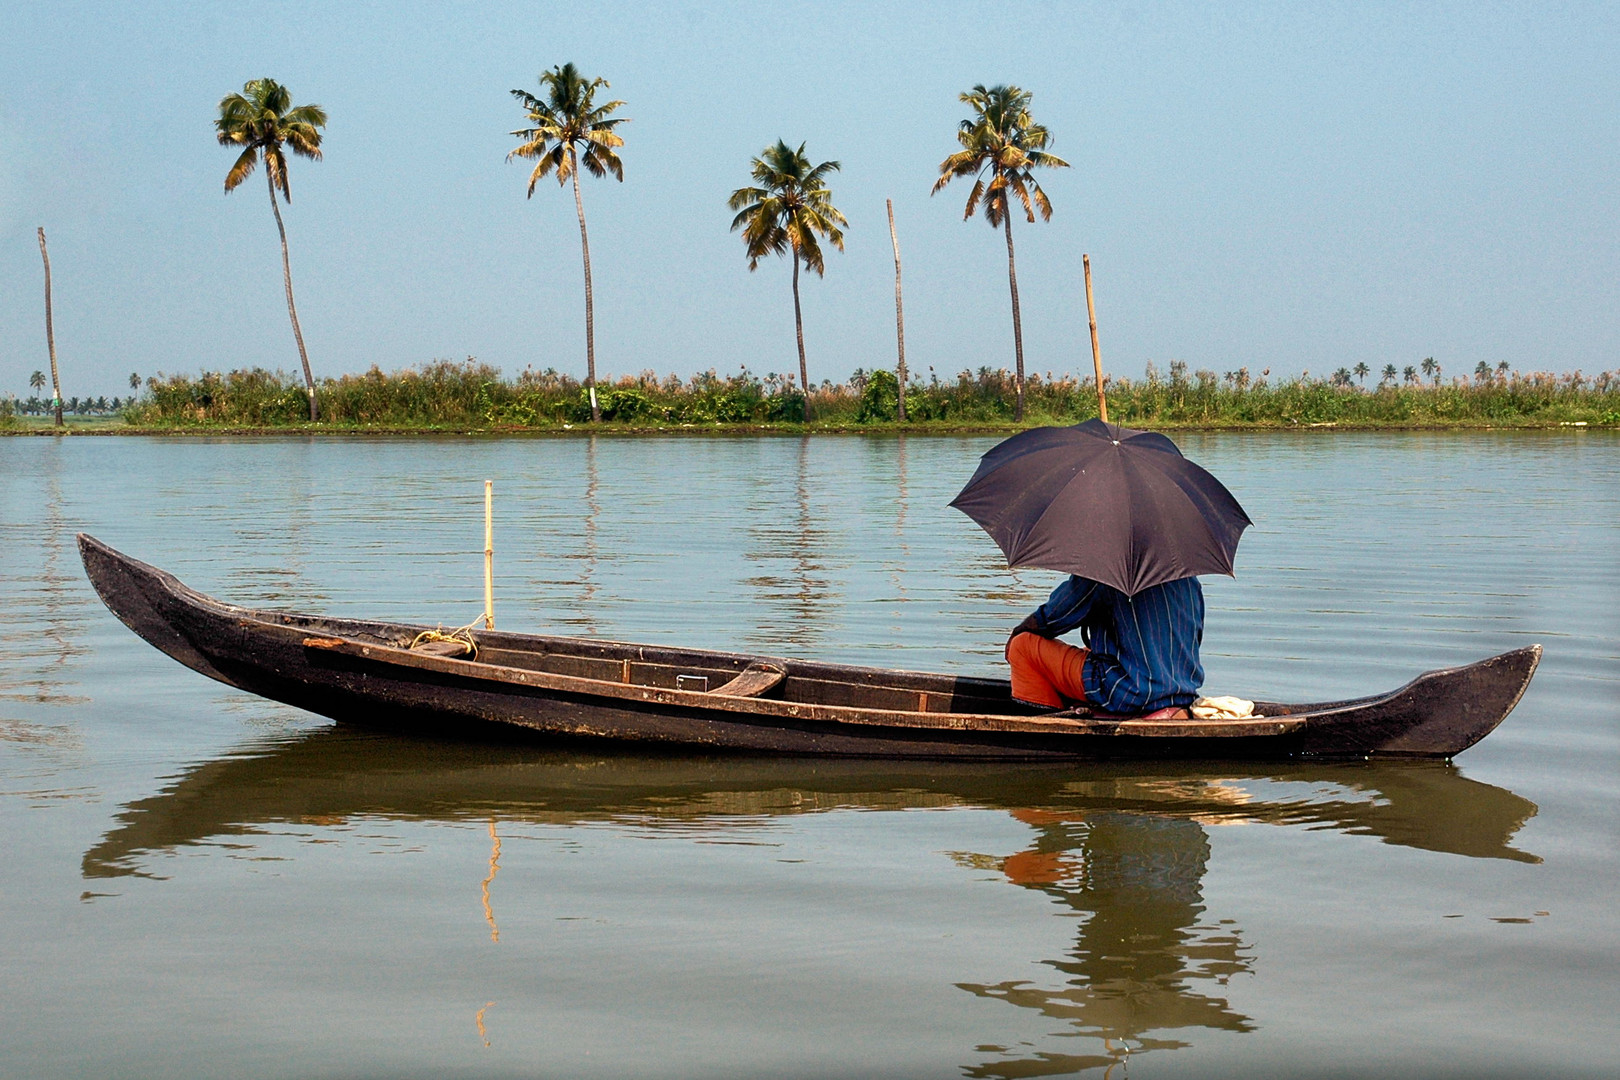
744, 435, 831, 649
557, 435, 602, 634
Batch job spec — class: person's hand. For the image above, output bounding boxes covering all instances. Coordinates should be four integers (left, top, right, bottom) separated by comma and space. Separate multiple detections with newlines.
1005, 613, 1046, 660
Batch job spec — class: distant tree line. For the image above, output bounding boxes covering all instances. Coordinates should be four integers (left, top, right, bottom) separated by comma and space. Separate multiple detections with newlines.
112, 359, 1619, 430
11, 394, 127, 416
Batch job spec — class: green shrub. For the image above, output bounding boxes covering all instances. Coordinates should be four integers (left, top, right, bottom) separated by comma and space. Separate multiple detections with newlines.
857, 369, 899, 422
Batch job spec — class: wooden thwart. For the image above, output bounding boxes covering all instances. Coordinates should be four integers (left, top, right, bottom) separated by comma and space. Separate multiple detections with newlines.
710, 662, 787, 699
414, 639, 473, 659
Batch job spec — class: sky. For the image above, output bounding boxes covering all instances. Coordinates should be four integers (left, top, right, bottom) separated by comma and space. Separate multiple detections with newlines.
1, 1, 1617, 397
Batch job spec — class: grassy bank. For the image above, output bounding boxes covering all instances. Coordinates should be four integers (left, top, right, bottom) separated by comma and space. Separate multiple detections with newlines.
11, 360, 1619, 433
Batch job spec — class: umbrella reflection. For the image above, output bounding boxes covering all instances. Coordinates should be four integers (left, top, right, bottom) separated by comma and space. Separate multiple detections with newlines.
958, 810, 1251, 1078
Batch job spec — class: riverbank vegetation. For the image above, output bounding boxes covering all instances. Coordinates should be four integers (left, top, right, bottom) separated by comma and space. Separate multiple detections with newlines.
47, 359, 1610, 432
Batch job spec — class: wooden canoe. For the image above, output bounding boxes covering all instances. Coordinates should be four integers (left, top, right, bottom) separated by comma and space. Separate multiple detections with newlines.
78, 534, 1540, 761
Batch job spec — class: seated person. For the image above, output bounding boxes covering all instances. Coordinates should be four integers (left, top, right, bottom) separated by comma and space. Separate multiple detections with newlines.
1006, 574, 1204, 717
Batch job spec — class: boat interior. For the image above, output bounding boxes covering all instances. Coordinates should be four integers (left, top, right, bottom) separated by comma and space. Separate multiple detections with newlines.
267, 609, 1047, 717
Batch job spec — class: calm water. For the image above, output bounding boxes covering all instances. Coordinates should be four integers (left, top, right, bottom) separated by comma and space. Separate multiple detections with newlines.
2, 431, 1616, 1079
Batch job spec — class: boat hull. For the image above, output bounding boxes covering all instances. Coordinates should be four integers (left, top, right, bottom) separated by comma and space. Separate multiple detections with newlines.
78, 535, 1539, 761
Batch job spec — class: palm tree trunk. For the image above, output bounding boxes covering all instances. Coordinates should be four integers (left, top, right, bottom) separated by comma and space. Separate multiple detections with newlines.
36, 227, 63, 427
792, 254, 810, 423
572, 167, 601, 423
267, 171, 317, 421
1002, 210, 1026, 422
888, 199, 907, 422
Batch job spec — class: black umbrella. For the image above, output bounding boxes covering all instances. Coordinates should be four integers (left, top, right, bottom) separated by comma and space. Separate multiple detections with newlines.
950, 419, 1252, 596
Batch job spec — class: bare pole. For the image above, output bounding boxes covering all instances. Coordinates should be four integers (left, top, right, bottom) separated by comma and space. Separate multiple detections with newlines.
37, 228, 63, 427
483, 480, 495, 630
1083, 254, 1108, 424
887, 199, 907, 422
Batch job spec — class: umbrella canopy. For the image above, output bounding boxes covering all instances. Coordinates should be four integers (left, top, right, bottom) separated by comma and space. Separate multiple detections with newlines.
950, 419, 1252, 595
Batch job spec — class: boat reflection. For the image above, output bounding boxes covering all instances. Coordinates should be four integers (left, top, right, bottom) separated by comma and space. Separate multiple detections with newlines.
83, 727, 1538, 1072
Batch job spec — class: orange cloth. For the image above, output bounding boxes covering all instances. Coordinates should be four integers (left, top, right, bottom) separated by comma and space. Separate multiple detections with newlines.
1007, 632, 1090, 709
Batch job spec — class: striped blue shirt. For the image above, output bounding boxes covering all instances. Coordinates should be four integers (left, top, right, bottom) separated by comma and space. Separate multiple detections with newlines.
1031, 575, 1205, 713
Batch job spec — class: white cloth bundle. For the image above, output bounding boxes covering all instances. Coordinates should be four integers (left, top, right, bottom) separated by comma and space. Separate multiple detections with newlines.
1191, 695, 1255, 720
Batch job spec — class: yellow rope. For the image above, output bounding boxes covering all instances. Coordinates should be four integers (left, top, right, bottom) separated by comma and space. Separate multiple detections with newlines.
408, 617, 483, 660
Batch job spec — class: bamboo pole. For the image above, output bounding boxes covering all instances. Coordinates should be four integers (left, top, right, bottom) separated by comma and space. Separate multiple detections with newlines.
483, 480, 494, 630
1083, 254, 1108, 424
37, 228, 63, 427
887, 199, 907, 422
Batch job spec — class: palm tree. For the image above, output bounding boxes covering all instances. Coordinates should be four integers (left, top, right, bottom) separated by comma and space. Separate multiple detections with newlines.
509, 63, 628, 424
1474, 361, 1493, 384
129, 372, 140, 391
1381, 363, 1397, 386
216, 78, 327, 421
1421, 356, 1439, 386
1496, 360, 1510, 383
728, 140, 847, 422
1353, 362, 1370, 386
29, 370, 45, 395
1403, 365, 1419, 385
933, 84, 1069, 422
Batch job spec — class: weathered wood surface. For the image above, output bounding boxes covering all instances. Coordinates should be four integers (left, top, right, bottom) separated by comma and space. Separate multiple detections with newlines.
78, 534, 1541, 761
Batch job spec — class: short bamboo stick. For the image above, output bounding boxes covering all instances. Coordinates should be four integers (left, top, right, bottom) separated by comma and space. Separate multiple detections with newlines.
1083, 254, 1108, 424
483, 480, 494, 630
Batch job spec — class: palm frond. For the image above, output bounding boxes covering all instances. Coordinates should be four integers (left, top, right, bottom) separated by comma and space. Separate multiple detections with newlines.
1004, 173, 1036, 222
1031, 182, 1053, 222
265, 148, 290, 201
283, 103, 328, 129
284, 123, 323, 160
254, 78, 292, 116
584, 101, 628, 127
795, 228, 825, 276
216, 78, 325, 197
223, 146, 258, 192
729, 141, 846, 273
506, 133, 552, 160
802, 159, 842, 187
583, 128, 625, 149
728, 186, 768, 212
510, 65, 629, 195
936, 82, 1066, 229
961, 177, 985, 220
